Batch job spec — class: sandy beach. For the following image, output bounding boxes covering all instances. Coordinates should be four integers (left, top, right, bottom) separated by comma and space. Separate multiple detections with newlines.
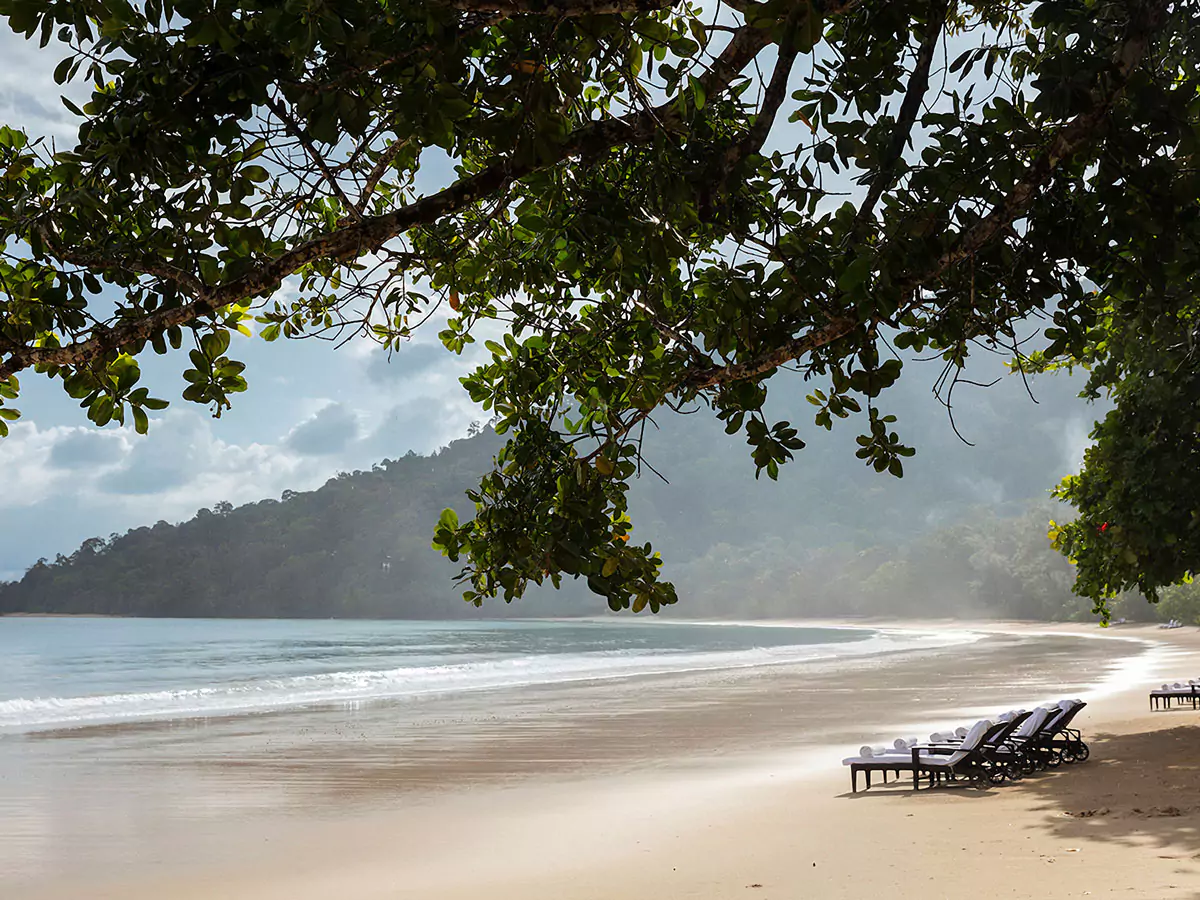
10, 620, 1200, 899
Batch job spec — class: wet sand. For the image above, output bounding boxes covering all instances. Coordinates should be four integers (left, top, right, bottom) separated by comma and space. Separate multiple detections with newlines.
7, 621, 1197, 899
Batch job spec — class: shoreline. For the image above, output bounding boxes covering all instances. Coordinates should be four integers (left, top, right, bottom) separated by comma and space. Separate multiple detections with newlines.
11, 619, 1200, 899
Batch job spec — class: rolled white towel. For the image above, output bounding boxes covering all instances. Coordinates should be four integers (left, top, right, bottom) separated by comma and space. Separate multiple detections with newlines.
955, 726, 969, 738
859, 745, 894, 757
893, 738, 913, 751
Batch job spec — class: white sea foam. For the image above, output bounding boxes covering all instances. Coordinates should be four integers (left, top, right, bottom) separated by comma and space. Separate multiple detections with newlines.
0, 627, 980, 732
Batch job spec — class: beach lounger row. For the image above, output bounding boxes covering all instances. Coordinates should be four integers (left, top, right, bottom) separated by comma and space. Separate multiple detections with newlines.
1150, 681, 1200, 710
841, 699, 1089, 792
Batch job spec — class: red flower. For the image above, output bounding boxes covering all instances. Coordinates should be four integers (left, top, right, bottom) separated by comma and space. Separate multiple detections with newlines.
1099, 522, 1109, 533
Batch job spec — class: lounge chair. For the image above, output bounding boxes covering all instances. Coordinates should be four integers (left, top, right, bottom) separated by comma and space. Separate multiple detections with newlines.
1010, 699, 1088, 766
843, 720, 1000, 792
906, 719, 1015, 790
993, 706, 1053, 774
1150, 682, 1199, 710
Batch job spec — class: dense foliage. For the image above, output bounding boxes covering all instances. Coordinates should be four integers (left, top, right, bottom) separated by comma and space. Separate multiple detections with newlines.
1043, 310, 1200, 610
0, 0, 1196, 614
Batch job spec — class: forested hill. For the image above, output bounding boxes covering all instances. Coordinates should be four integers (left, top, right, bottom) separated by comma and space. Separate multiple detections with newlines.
0, 367, 1136, 620
0, 432, 520, 618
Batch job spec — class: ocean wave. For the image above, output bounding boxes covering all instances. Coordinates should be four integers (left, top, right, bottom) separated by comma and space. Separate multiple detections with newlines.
0, 627, 980, 732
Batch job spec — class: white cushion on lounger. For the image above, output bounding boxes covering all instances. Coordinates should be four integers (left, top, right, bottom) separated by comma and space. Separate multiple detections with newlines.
857, 745, 897, 758
997, 712, 1013, 723
842, 755, 906, 766
958, 720, 992, 751
1015, 708, 1050, 737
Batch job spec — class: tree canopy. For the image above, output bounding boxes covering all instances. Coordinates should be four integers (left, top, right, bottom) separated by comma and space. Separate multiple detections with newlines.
0, 0, 1195, 616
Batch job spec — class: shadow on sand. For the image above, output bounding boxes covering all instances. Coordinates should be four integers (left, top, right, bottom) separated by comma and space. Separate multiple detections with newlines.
1005, 725, 1200, 857
839, 723, 1200, 897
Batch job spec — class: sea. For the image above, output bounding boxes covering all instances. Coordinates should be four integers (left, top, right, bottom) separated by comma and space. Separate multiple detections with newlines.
0, 616, 1151, 891
0, 617, 972, 732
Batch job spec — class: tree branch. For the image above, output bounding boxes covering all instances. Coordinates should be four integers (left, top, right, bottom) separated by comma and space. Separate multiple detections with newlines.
36, 225, 208, 299
0, 21, 778, 382
722, 0, 806, 170
682, 0, 1169, 393
266, 96, 361, 221
356, 138, 412, 215
855, 0, 950, 225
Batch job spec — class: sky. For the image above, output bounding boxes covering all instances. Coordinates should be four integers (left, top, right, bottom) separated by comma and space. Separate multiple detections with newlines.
0, 29, 497, 579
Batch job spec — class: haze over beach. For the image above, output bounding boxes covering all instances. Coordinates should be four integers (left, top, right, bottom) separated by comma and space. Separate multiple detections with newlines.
3, 0, 1200, 899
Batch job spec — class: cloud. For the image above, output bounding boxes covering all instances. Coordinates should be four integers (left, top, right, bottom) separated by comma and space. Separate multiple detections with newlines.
1, 87, 54, 121
0, 32, 88, 140
48, 429, 126, 469
362, 397, 478, 460
284, 402, 361, 456
0, 422, 80, 508
363, 341, 450, 383
363, 401, 431, 459
99, 412, 208, 495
